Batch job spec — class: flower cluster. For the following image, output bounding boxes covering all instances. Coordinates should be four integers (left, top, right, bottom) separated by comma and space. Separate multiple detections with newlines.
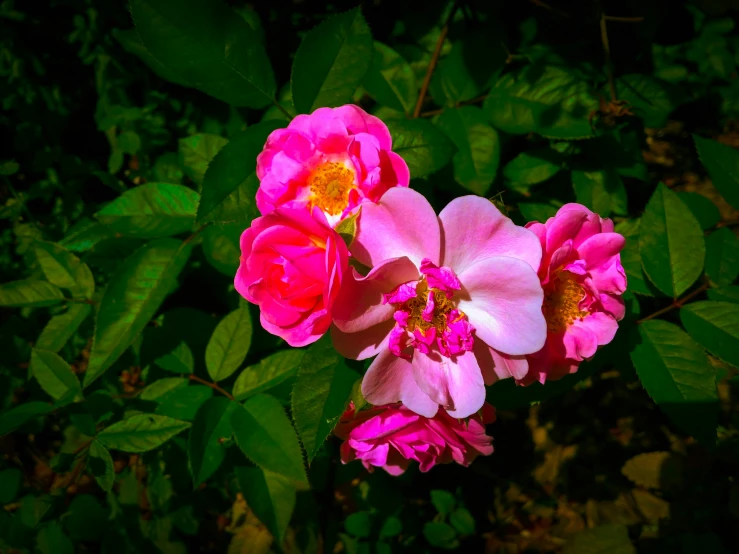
235, 105, 627, 475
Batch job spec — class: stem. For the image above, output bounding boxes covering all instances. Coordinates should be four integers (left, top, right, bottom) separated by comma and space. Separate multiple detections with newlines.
183, 223, 209, 245
636, 282, 710, 324
189, 374, 234, 400
419, 94, 488, 118
272, 98, 292, 121
412, 2, 460, 118
599, 9, 618, 103
529, 0, 571, 18
604, 15, 644, 23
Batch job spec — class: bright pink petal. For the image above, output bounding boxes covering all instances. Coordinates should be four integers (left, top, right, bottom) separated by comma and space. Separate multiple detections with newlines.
577, 233, 626, 269
562, 322, 598, 360
584, 311, 619, 346
332, 105, 392, 150
439, 196, 542, 274
457, 257, 546, 356
330, 320, 393, 360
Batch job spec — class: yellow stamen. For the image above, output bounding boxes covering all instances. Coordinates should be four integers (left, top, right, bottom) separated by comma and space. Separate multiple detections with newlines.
307, 162, 355, 215
542, 272, 588, 333
402, 279, 454, 333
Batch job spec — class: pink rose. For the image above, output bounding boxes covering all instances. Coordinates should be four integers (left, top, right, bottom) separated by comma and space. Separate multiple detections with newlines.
256, 105, 410, 225
335, 402, 496, 475
235, 207, 348, 347
522, 203, 627, 384
331, 188, 546, 418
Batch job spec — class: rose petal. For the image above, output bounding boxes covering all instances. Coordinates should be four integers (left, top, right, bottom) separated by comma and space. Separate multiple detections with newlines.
330, 320, 394, 360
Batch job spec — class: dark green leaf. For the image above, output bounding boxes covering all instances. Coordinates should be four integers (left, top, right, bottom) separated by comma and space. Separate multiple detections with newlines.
206, 305, 252, 382
708, 286, 739, 304
694, 135, 739, 209
435, 106, 500, 195
140, 377, 188, 401
631, 320, 718, 446
503, 149, 563, 192
563, 524, 635, 554
572, 169, 627, 217
431, 490, 456, 515
616, 220, 657, 297
189, 397, 239, 485
705, 227, 739, 286
345, 511, 371, 538
292, 335, 359, 462
518, 202, 560, 223
385, 118, 455, 179
449, 508, 476, 535
95, 183, 199, 238
232, 349, 305, 401
97, 413, 190, 452
0, 468, 22, 503
201, 223, 242, 276
639, 183, 705, 297
291, 8, 373, 114
84, 239, 191, 387
34, 242, 95, 298
0, 402, 52, 436
130, 0, 276, 107
60, 219, 113, 253
30, 349, 82, 401
676, 192, 721, 230
681, 301, 739, 368
155, 341, 195, 374
114, 28, 190, 86
0, 280, 64, 308
364, 42, 417, 114
155, 385, 213, 421
423, 521, 459, 549
231, 394, 307, 484
36, 522, 74, 554
379, 516, 402, 539
613, 74, 684, 127
179, 134, 229, 186
88, 441, 115, 492
36, 304, 91, 353
236, 466, 296, 544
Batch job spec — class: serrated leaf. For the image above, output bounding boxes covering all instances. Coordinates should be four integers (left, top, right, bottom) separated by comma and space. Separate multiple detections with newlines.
130, 0, 275, 107
708, 286, 739, 304
231, 394, 307, 484
114, 28, 190, 86
206, 305, 252, 382
156, 384, 213, 421
59, 219, 113, 253
563, 524, 635, 554
233, 350, 305, 401
621, 451, 683, 490
291, 8, 373, 114
503, 149, 563, 192
196, 121, 283, 224
97, 413, 190, 453
363, 42, 417, 114
292, 335, 359, 462
572, 169, 627, 217
0, 280, 64, 308
155, 341, 195, 374
680, 301, 739, 368
616, 220, 657, 297
84, 239, 192, 387
189, 397, 239, 486
236, 466, 296, 544
0, 402, 52, 436
631, 320, 718, 446
34, 242, 95, 298
201, 223, 242, 276
140, 378, 188, 401
95, 183, 199, 238
705, 227, 739, 286
30, 349, 82, 401
639, 183, 705, 297
435, 106, 500, 195
36, 304, 91, 353
613, 74, 684, 127
676, 192, 721, 231
88, 441, 115, 492
179, 134, 229, 186
694, 134, 739, 209
385, 118, 455, 179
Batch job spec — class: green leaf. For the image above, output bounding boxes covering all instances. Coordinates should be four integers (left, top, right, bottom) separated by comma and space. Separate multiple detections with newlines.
231, 394, 307, 484
435, 106, 500, 195
693, 134, 739, 209
363, 42, 417, 114
676, 192, 721, 230
30, 349, 81, 401
335, 208, 361, 248
431, 490, 456, 515
681, 301, 739, 368
0, 468, 22, 503
423, 521, 459, 550
449, 508, 476, 535
201, 223, 242, 276
631, 320, 718, 446
205, 305, 252, 382
95, 183, 199, 238
140, 377, 188, 401
0, 402, 52, 436
60, 219, 113, 253
36, 304, 91, 353
155, 341, 195, 374
563, 524, 635, 554
379, 516, 402, 539
130, 0, 275, 108
292, 335, 359, 462
0, 280, 64, 308
189, 397, 239, 486
345, 511, 371, 538
708, 286, 739, 304
232, 349, 305, 401
196, 121, 283, 224
483, 65, 598, 139
572, 169, 627, 217
84, 239, 192, 387
88, 441, 115, 492
518, 202, 560, 223
385, 118, 455, 179
114, 28, 190, 86
97, 413, 190, 453
236, 466, 296, 544
291, 8, 373, 114
616, 220, 656, 297
156, 385, 213, 421
705, 227, 739, 286
36, 522, 74, 554
503, 149, 563, 192
34, 242, 95, 298
639, 183, 705, 297
179, 134, 229, 186
153, 153, 184, 184
613, 74, 683, 127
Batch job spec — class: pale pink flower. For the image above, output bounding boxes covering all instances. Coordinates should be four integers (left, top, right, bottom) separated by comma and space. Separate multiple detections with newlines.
521, 203, 627, 385
256, 105, 410, 225
335, 402, 496, 475
235, 207, 348, 347
331, 188, 546, 418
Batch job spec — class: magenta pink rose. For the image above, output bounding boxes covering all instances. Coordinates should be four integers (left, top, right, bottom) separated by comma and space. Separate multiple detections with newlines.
256, 105, 410, 225
521, 203, 627, 384
331, 188, 546, 419
235, 207, 348, 347
335, 402, 496, 475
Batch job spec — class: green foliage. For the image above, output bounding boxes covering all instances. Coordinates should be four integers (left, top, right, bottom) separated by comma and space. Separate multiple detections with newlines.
385, 118, 455, 178
205, 304, 252, 382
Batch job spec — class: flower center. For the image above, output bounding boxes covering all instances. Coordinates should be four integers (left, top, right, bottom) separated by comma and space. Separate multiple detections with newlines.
383, 259, 475, 359
308, 162, 355, 216
543, 271, 588, 333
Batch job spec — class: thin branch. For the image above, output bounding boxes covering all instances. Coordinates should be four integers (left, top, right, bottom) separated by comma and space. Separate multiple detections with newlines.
189, 374, 234, 401
636, 282, 710, 324
272, 98, 292, 121
599, 9, 618, 103
412, 2, 460, 118
604, 15, 644, 23
529, 0, 571, 18
66, 297, 98, 305
183, 223, 209, 246
420, 94, 487, 118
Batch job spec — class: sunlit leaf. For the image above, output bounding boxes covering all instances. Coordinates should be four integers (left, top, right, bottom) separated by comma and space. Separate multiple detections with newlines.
97, 413, 190, 452
206, 304, 252, 382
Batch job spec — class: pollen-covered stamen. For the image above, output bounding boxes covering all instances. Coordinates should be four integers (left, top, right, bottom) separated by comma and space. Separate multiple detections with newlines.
307, 162, 356, 215
543, 271, 589, 333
